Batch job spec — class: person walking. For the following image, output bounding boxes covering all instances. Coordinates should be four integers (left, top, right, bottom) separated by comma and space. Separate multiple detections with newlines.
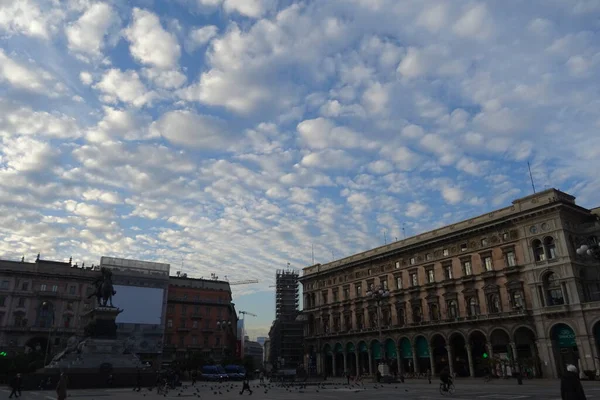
426, 368, 432, 384
8, 374, 19, 398
346, 370, 351, 385
56, 374, 67, 400
239, 377, 253, 395
134, 368, 142, 392
561, 364, 586, 400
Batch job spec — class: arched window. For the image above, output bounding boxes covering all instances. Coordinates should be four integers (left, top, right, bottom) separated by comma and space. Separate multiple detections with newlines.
533, 239, 545, 262
544, 237, 557, 260
468, 297, 479, 316
511, 291, 524, 309
544, 272, 564, 305
429, 303, 439, 321
412, 306, 422, 323
447, 300, 458, 319
487, 294, 501, 313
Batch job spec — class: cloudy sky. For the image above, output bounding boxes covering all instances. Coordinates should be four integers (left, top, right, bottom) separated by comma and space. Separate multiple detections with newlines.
1, 0, 599, 337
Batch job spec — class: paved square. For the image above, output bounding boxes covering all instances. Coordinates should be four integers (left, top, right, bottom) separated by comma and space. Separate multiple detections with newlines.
3, 379, 600, 400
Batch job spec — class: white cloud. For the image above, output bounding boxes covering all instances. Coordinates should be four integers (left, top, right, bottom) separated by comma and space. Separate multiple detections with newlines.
222, 0, 274, 18
0, 49, 62, 95
79, 71, 93, 85
186, 25, 218, 52
66, 3, 119, 57
297, 118, 374, 150
441, 186, 463, 205
124, 8, 181, 69
397, 47, 427, 79
406, 202, 427, 218
94, 69, 156, 107
300, 149, 356, 170
150, 110, 230, 149
0, 136, 59, 172
452, 3, 493, 39
416, 3, 448, 33
142, 68, 187, 89
0, 0, 64, 39
82, 189, 122, 204
87, 106, 152, 142
367, 160, 393, 175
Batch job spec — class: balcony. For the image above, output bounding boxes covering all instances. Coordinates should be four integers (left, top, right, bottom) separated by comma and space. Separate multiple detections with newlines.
541, 304, 570, 317
460, 275, 476, 284
190, 313, 203, 320
36, 290, 59, 298
0, 325, 29, 332
502, 264, 524, 276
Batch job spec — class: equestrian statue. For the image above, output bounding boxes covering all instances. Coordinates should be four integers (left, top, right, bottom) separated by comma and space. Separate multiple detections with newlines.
88, 267, 117, 307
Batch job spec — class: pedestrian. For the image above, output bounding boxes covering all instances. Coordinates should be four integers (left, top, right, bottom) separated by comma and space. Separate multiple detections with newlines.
426, 368, 432, 384
239, 377, 253, 395
259, 371, 264, 384
134, 368, 142, 392
192, 370, 197, 386
56, 373, 67, 400
376, 370, 381, 383
8, 374, 19, 398
346, 370, 350, 385
561, 364, 586, 400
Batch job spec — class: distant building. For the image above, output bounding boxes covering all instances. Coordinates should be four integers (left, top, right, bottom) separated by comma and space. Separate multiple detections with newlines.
244, 336, 263, 370
268, 269, 303, 369
256, 336, 267, 347
263, 338, 271, 367
164, 274, 237, 362
0, 257, 96, 356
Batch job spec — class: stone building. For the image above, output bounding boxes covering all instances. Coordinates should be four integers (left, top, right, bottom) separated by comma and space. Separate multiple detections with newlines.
0, 257, 96, 356
163, 275, 237, 362
300, 189, 600, 379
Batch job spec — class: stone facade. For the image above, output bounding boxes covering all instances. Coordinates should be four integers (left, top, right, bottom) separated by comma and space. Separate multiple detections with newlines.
0, 258, 97, 356
300, 189, 600, 379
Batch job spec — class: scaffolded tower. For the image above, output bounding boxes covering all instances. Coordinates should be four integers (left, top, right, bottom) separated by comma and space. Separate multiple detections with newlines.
269, 269, 303, 369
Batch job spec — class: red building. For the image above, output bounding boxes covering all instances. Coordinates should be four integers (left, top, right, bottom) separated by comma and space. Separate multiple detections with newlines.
164, 276, 238, 362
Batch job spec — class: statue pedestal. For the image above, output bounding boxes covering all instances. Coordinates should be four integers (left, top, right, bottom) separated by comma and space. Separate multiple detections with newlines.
43, 306, 142, 371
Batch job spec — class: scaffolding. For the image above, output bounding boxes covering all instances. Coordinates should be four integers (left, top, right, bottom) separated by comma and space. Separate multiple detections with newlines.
269, 269, 303, 368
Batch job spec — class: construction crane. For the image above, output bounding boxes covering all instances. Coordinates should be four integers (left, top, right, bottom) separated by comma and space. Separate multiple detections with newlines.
239, 311, 257, 319
229, 279, 259, 286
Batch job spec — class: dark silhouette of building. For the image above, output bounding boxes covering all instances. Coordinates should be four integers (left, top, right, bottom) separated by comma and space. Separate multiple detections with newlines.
268, 269, 302, 369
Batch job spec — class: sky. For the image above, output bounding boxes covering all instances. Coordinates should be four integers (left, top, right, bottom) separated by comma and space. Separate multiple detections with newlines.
1, 0, 600, 339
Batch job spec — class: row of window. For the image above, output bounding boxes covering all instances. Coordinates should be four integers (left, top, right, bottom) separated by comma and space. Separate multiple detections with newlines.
304, 233, 515, 291
166, 304, 228, 319
165, 334, 222, 347
306, 250, 518, 308
0, 281, 81, 295
307, 290, 525, 335
171, 293, 226, 303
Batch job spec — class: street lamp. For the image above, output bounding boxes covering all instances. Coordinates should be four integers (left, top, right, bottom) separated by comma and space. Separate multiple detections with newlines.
577, 242, 600, 260
366, 285, 390, 376
42, 301, 55, 366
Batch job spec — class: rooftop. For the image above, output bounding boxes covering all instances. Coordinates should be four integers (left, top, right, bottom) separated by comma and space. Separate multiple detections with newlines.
301, 188, 587, 277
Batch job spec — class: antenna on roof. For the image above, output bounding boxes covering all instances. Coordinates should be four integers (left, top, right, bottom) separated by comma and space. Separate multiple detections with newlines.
384, 230, 387, 245
528, 161, 536, 194
311, 244, 315, 265
402, 223, 406, 239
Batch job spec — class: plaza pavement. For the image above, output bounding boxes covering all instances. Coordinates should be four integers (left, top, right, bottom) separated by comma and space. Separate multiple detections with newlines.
3, 378, 600, 400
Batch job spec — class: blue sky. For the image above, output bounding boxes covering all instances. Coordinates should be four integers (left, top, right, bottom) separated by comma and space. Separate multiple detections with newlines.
1, 0, 600, 338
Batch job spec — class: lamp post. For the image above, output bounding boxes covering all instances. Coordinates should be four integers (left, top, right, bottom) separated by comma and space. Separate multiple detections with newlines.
577, 242, 600, 261
216, 320, 232, 360
366, 285, 390, 376
42, 301, 55, 366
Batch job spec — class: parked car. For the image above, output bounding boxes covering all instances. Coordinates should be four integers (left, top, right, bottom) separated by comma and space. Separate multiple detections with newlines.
201, 365, 228, 381
224, 365, 246, 381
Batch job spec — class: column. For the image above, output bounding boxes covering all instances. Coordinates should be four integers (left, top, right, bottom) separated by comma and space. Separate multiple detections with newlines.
429, 346, 436, 375
332, 353, 337, 377
446, 345, 454, 376
343, 351, 348, 374
316, 353, 322, 375
396, 347, 403, 376
486, 342, 494, 359
368, 349, 373, 375
510, 342, 518, 369
591, 337, 600, 375
465, 344, 474, 377
412, 345, 420, 374
355, 351, 360, 375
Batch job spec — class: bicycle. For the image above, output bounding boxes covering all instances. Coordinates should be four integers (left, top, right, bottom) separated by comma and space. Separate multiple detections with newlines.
439, 382, 455, 395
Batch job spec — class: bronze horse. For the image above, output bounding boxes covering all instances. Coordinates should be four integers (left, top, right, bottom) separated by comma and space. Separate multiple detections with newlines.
88, 267, 117, 307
